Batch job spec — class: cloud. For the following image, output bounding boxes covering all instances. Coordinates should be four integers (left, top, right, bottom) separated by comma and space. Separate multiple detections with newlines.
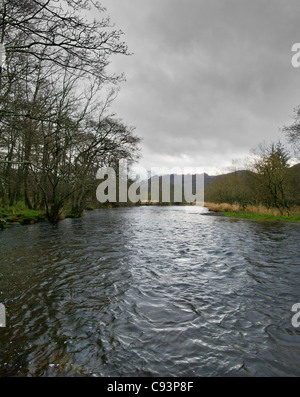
101, 0, 300, 174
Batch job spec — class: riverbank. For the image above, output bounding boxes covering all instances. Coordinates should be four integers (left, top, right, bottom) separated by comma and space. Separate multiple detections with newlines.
204, 202, 300, 223
0, 207, 47, 229
0, 204, 85, 229
0, 202, 137, 229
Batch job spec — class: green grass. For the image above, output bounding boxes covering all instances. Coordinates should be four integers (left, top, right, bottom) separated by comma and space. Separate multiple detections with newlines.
223, 212, 300, 223
0, 206, 46, 226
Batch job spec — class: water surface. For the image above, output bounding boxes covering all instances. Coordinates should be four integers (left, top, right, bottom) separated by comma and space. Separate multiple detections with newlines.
0, 206, 300, 376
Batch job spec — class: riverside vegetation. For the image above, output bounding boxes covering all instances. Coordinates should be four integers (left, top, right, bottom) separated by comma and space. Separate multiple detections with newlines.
204, 203, 300, 223
204, 139, 300, 223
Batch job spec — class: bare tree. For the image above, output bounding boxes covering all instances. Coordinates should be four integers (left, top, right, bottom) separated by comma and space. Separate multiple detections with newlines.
1, 0, 128, 81
283, 106, 300, 156
0, 1, 141, 222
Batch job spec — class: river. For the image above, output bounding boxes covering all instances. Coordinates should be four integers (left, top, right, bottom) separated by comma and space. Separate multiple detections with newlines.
0, 206, 300, 376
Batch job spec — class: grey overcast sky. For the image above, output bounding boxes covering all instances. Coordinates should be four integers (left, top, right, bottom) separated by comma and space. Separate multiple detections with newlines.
100, 0, 300, 174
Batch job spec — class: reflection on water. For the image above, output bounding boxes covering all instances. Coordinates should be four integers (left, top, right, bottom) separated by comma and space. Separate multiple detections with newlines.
0, 206, 300, 376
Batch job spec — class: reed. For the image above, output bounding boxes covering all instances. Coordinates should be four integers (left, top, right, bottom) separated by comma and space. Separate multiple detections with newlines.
204, 202, 300, 217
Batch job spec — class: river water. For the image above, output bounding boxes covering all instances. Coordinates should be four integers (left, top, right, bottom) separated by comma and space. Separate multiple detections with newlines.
0, 206, 300, 376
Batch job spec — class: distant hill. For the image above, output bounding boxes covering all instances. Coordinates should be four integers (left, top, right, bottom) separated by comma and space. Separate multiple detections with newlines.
290, 163, 300, 173
205, 163, 300, 185
204, 170, 250, 187
145, 164, 300, 203
148, 165, 300, 188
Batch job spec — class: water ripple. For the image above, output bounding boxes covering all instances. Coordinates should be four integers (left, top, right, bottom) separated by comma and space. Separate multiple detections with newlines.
0, 207, 300, 376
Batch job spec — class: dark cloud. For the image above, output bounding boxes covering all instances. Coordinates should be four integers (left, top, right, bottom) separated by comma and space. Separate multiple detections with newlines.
101, 0, 300, 174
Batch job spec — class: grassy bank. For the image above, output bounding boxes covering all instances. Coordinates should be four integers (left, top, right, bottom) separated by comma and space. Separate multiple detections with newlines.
204, 202, 300, 223
0, 202, 139, 229
0, 204, 47, 229
0, 203, 88, 229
